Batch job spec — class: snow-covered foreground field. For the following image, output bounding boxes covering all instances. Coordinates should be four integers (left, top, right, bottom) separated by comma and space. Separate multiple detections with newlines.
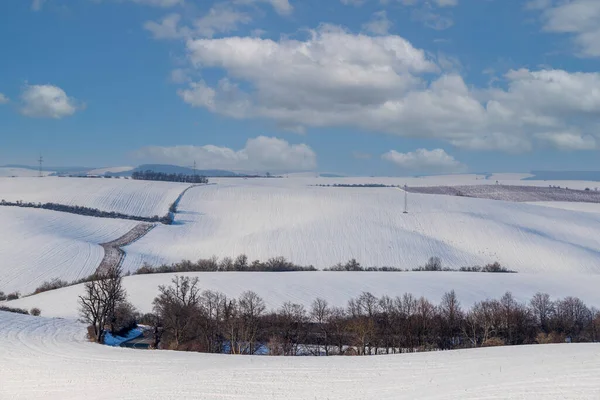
0, 207, 137, 294
1, 311, 599, 400
0, 177, 188, 217
9, 272, 600, 319
123, 179, 600, 274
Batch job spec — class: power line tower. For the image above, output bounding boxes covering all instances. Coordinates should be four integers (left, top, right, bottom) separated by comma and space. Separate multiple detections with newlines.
192, 160, 197, 177
403, 184, 408, 214
38, 155, 43, 178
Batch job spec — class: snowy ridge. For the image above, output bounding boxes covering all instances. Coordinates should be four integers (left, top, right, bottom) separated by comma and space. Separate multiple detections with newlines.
9, 271, 600, 319
1, 311, 599, 399
0, 177, 188, 217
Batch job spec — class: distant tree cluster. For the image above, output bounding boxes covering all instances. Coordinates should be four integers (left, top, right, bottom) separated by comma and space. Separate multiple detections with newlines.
0, 290, 21, 301
132, 170, 209, 184
135, 255, 318, 274
0, 199, 171, 224
145, 278, 600, 355
325, 257, 515, 273
314, 184, 401, 188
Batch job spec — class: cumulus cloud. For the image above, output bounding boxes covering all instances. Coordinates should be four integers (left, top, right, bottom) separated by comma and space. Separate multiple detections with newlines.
362, 11, 393, 35
533, 0, 600, 57
133, 136, 317, 172
382, 148, 466, 173
20, 84, 82, 119
0, 93, 9, 104
176, 25, 600, 153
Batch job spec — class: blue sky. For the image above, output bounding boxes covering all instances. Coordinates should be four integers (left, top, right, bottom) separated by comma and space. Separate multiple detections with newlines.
0, 0, 599, 175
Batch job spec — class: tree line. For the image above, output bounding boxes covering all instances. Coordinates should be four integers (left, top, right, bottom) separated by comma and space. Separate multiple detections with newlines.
134, 256, 515, 274
0, 199, 171, 224
143, 276, 600, 355
132, 170, 209, 184
75, 265, 598, 354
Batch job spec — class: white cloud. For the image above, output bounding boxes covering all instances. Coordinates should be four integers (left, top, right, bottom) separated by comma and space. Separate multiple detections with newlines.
362, 11, 393, 35
170, 68, 191, 84
535, 131, 597, 150
133, 136, 317, 172
20, 84, 82, 119
144, 13, 186, 39
234, 0, 293, 15
0, 93, 9, 104
382, 148, 466, 173
194, 5, 252, 38
534, 0, 600, 57
177, 26, 600, 153
145, 6, 252, 40
31, 0, 46, 11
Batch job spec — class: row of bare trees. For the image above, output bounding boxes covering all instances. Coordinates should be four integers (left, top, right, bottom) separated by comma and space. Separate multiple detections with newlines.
147, 276, 600, 355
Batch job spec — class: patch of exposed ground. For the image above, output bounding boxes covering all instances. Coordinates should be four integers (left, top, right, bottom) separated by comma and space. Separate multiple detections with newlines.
406, 185, 600, 203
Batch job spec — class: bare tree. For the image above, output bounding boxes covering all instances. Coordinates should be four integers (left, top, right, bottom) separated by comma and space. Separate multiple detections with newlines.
310, 298, 332, 355
152, 276, 201, 349
78, 264, 126, 344
238, 291, 266, 354
530, 292, 554, 333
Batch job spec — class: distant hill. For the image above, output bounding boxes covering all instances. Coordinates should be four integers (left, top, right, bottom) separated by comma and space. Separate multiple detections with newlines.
527, 171, 600, 181
107, 164, 243, 177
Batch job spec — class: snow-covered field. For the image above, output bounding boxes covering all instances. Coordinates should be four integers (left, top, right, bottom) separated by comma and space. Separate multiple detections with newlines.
527, 202, 600, 214
1, 311, 599, 400
2, 174, 600, 296
0, 167, 54, 177
0, 177, 188, 217
122, 179, 600, 274
0, 207, 138, 294
9, 271, 600, 319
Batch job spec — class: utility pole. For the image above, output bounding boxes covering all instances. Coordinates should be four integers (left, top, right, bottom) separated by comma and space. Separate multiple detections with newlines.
38, 155, 43, 178
193, 160, 197, 177
403, 184, 408, 214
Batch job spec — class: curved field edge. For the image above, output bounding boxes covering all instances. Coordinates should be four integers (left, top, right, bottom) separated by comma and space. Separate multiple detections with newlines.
1, 311, 600, 400
8, 271, 600, 319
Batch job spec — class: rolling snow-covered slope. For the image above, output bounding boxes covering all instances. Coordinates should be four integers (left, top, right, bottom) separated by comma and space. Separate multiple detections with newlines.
0, 207, 138, 294
9, 271, 600, 320
0, 167, 54, 177
527, 202, 600, 214
0, 177, 188, 217
1, 312, 599, 400
122, 180, 600, 274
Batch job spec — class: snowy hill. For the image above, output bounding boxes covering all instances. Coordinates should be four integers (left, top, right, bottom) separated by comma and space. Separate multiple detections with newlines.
0, 207, 138, 294
0, 167, 54, 177
1, 311, 599, 400
0, 177, 188, 217
9, 271, 600, 320
122, 179, 600, 274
